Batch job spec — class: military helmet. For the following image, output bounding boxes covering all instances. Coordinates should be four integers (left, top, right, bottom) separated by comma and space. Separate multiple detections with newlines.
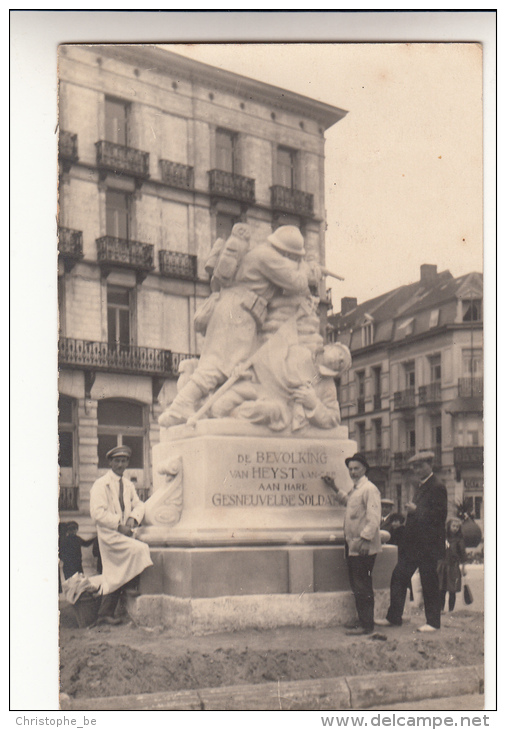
267, 226, 305, 257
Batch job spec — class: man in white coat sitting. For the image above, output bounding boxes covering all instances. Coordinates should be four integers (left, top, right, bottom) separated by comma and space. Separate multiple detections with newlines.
90, 445, 153, 625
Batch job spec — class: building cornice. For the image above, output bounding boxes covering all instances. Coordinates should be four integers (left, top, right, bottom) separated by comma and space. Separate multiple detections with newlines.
88, 44, 348, 130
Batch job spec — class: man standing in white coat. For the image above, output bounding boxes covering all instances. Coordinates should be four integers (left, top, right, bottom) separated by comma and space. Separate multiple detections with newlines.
90, 445, 153, 625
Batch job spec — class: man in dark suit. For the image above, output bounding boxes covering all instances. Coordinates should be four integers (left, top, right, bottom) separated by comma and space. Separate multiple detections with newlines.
376, 451, 447, 632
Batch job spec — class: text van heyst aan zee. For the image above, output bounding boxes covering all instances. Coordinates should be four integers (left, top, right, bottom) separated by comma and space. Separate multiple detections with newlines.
211, 450, 341, 508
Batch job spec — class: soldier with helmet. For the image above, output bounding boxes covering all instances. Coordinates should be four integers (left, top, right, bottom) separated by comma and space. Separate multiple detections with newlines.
159, 225, 315, 427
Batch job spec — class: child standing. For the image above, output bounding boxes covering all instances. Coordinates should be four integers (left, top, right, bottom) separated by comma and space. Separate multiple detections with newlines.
438, 518, 468, 612
59, 521, 95, 580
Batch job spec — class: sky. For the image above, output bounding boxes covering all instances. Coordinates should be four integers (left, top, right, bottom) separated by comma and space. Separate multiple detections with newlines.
162, 42, 484, 308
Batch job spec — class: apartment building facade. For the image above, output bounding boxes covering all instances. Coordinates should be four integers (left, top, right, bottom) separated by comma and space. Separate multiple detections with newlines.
327, 265, 484, 525
57, 44, 346, 523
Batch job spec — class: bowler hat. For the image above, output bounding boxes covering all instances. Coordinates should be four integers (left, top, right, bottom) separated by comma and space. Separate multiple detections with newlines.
406, 450, 435, 465
106, 445, 132, 460
345, 452, 370, 471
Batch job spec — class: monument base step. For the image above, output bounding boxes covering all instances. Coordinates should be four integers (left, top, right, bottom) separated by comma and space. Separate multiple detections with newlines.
126, 589, 394, 637
138, 544, 398, 598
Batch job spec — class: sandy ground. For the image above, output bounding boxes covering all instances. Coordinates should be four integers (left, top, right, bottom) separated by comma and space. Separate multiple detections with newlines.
60, 602, 484, 701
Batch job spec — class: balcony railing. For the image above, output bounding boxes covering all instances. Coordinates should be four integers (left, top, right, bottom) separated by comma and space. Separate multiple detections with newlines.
59, 131, 79, 163
58, 227, 83, 264
96, 140, 150, 180
59, 486, 79, 512
160, 160, 194, 190
356, 397, 365, 415
271, 185, 314, 217
96, 236, 154, 273
393, 449, 416, 470
364, 449, 391, 468
393, 388, 416, 410
208, 169, 256, 204
373, 394, 382, 411
418, 382, 442, 405
159, 250, 198, 281
454, 446, 484, 468
58, 337, 182, 377
458, 377, 484, 398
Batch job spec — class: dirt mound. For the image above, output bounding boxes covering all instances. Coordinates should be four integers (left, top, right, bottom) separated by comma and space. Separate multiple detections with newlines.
60, 608, 484, 701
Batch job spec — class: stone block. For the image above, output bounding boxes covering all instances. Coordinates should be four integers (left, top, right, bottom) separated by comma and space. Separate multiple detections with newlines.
127, 590, 390, 636
347, 666, 481, 709
287, 547, 314, 594
200, 677, 351, 711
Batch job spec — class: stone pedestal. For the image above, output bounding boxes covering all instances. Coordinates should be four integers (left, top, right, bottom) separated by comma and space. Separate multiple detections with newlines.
138, 419, 356, 546
129, 544, 398, 635
129, 419, 396, 634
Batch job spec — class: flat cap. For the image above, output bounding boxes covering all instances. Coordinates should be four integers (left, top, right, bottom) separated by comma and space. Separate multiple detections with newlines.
345, 452, 370, 471
406, 450, 435, 465
106, 445, 132, 460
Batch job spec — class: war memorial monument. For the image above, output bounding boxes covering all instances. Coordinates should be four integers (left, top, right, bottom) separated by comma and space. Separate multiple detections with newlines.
129, 224, 396, 634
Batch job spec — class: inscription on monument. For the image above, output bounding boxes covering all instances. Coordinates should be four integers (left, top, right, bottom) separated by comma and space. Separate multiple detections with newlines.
209, 447, 343, 508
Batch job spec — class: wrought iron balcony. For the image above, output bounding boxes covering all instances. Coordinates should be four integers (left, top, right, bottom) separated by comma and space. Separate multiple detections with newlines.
160, 160, 194, 190
96, 236, 154, 274
59, 486, 79, 512
58, 337, 181, 377
393, 449, 416, 470
418, 382, 442, 405
458, 377, 484, 398
271, 185, 314, 217
208, 169, 256, 204
393, 388, 416, 410
59, 131, 79, 167
364, 449, 391, 468
454, 446, 484, 468
58, 227, 83, 269
356, 397, 365, 415
159, 250, 198, 281
96, 140, 150, 180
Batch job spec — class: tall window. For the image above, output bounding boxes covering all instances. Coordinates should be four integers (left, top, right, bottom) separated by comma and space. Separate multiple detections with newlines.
58, 395, 76, 486
216, 129, 237, 173
431, 415, 442, 450
355, 422, 366, 451
58, 276, 66, 335
107, 285, 131, 349
97, 399, 145, 469
429, 354, 442, 382
362, 318, 374, 347
105, 97, 128, 146
356, 370, 365, 413
463, 299, 482, 322
356, 370, 365, 398
404, 419, 416, 451
106, 190, 129, 239
462, 349, 483, 377
373, 419, 382, 450
404, 361, 415, 389
276, 146, 297, 188
373, 366, 381, 408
